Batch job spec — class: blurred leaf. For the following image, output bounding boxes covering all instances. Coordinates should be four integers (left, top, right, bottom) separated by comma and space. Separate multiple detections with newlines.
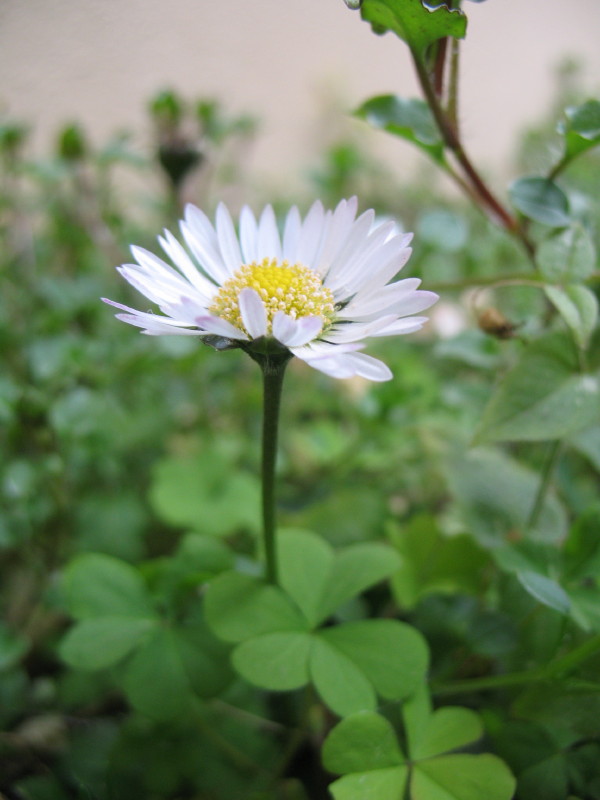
568, 425, 600, 471
389, 515, 489, 608
417, 209, 469, 251
329, 768, 408, 800
62, 554, 155, 619
320, 620, 429, 701
476, 333, 600, 442
323, 711, 404, 774
278, 529, 334, 626
316, 542, 401, 622
355, 96, 445, 163
413, 754, 516, 800
558, 99, 600, 161
509, 177, 570, 226
232, 631, 312, 690
309, 634, 376, 716
0, 624, 28, 670
517, 571, 571, 614
360, 0, 467, 56
447, 448, 567, 546
564, 505, 600, 581
412, 707, 483, 759
544, 285, 598, 350
59, 617, 156, 670
204, 571, 308, 643
537, 224, 596, 282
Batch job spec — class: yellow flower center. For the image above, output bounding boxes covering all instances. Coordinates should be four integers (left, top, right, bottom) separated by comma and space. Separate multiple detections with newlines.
209, 258, 335, 336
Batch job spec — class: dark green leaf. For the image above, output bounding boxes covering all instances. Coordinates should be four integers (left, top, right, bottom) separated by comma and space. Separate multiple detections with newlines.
360, 0, 467, 56
476, 333, 600, 442
354, 96, 445, 163
278, 529, 334, 626
509, 177, 570, 227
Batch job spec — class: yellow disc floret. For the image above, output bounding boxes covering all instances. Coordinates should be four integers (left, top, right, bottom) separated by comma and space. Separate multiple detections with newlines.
209, 258, 335, 337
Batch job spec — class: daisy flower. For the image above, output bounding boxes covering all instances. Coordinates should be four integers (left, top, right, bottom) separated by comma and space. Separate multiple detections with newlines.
103, 197, 437, 381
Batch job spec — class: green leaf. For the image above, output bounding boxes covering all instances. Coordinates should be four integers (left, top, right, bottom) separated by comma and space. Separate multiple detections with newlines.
508, 177, 570, 227
536, 224, 596, 282
62, 554, 155, 619
204, 571, 308, 643
278, 529, 334, 626
320, 620, 428, 701
413, 754, 516, 800
476, 333, 600, 442
59, 617, 156, 670
322, 711, 405, 774
564, 505, 600, 581
447, 448, 567, 546
316, 543, 401, 623
517, 571, 571, 614
360, 0, 467, 56
412, 707, 483, 760
175, 604, 234, 698
310, 635, 376, 717
559, 99, 600, 160
545, 285, 598, 350
329, 768, 408, 800
390, 515, 488, 608
232, 631, 312, 691
354, 96, 445, 163
0, 625, 28, 670
569, 425, 600, 472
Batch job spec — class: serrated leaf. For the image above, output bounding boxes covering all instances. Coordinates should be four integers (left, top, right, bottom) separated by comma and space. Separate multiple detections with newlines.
509, 177, 570, 227
310, 635, 376, 717
320, 620, 428, 701
278, 529, 334, 626
232, 631, 312, 691
354, 95, 445, 163
476, 333, 600, 442
412, 707, 483, 759
59, 617, 156, 670
322, 711, 405, 774
545, 285, 598, 349
360, 0, 467, 56
329, 768, 408, 800
559, 99, 600, 160
62, 554, 154, 619
204, 571, 308, 643
517, 571, 571, 614
414, 754, 516, 800
316, 543, 401, 623
537, 224, 596, 282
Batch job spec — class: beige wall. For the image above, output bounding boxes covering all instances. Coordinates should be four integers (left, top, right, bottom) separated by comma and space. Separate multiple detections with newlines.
1, 0, 599, 187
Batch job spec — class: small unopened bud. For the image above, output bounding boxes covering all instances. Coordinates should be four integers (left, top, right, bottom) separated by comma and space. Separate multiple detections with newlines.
477, 307, 518, 340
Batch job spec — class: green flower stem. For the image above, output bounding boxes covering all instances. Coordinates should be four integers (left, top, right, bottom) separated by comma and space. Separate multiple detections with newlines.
259, 352, 291, 585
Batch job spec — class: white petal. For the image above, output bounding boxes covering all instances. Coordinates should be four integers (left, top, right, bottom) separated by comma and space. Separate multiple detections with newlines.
158, 230, 216, 302
239, 205, 258, 263
102, 298, 195, 328
340, 284, 437, 321
371, 317, 429, 336
282, 206, 302, 262
272, 312, 323, 347
323, 209, 376, 293
238, 288, 268, 338
216, 202, 243, 275
314, 197, 358, 277
257, 205, 282, 261
345, 352, 393, 381
324, 315, 397, 343
181, 205, 229, 284
297, 200, 325, 267
194, 314, 248, 340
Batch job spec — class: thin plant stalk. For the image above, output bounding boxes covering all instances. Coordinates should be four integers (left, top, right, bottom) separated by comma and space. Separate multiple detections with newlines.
259, 353, 291, 585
